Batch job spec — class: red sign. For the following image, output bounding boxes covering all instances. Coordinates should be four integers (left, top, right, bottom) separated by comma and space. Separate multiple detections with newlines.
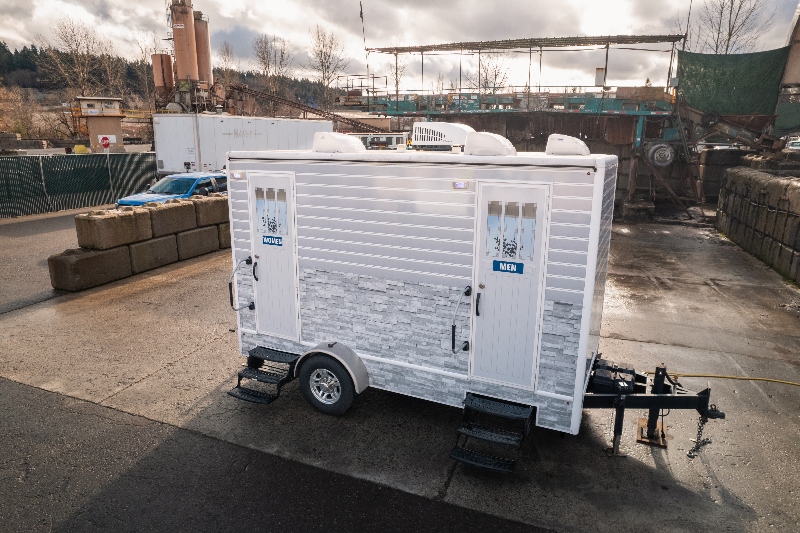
100, 136, 111, 149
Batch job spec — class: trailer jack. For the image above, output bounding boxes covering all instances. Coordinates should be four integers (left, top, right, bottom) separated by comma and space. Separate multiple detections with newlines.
584, 359, 725, 457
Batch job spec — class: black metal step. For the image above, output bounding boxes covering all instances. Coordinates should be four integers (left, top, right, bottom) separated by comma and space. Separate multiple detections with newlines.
227, 386, 279, 405
458, 422, 523, 447
248, 346, 301, 365
449, 446, 516, 474
463, 393, 534, 421
238, 366, 293, 387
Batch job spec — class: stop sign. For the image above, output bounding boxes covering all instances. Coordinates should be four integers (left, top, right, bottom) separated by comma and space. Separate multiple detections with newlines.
100, 136, 110, 149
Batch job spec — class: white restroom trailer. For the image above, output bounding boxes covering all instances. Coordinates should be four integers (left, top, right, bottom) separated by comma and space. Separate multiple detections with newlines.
152, 113, 333, 174
226, 130, 618, 470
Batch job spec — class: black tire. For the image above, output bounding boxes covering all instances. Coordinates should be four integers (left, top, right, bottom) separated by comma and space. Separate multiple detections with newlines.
298, 354, 355, 416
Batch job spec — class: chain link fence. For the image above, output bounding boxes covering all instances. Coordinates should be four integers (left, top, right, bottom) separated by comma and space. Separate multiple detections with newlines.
0, 153, 157, 218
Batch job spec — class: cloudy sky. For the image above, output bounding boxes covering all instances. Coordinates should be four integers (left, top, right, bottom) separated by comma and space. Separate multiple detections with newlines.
1, 0, 797, 90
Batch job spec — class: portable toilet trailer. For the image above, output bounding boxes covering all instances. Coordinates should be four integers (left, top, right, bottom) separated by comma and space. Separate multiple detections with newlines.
225, 130, 618, 471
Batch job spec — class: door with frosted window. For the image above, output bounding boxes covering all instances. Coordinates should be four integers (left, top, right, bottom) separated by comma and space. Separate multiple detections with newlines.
249, 172, 300, 340
471, 183, 550, 388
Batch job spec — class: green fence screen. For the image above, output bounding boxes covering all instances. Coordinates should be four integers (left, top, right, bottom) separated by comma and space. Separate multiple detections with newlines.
0, 153, 157, 218
677, 47, 790, 115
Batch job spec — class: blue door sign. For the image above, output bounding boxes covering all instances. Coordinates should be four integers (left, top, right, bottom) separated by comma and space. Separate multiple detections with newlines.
263, 236, 283, 246
492, 260, 524, 274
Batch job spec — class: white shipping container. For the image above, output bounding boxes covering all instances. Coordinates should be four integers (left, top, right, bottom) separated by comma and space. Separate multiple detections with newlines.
152, 113, 333, 174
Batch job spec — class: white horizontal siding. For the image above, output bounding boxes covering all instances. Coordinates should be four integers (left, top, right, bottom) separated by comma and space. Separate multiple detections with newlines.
227, 160, 610, 304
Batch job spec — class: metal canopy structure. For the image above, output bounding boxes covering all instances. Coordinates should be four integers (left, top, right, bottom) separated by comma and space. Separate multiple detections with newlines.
368, 34, 685, 54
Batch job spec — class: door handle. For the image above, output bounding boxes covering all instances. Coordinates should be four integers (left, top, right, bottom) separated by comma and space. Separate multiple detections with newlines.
475, 293, 481, 316
252, 261, 258, 281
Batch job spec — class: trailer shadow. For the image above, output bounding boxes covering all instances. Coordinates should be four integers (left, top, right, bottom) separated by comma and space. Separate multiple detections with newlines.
64, 373, 756, 532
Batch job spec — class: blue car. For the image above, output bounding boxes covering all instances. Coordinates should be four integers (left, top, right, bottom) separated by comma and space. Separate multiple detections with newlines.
116, 172, 227, 208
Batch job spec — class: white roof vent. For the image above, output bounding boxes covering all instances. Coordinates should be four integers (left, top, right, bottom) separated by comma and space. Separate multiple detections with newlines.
464, 132, 517, 156
545, 134, 590, 156
312, 132, 367, 153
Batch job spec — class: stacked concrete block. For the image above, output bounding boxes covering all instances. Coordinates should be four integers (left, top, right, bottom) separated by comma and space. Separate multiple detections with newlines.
48, 247, 132, 291
145, 199, 197, 237
75, 207, 151, 250
51, 196, 231, 291
190, 195, 229, 227
717, 167, 800, 284
130, 235, 179, 274
177, 226, 219, 260
218, 222, 231, 249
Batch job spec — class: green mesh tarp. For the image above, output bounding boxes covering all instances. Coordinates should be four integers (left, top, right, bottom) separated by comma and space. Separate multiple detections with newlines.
0, 153, 158, 218
0, 157, 51, 217
108, 153, 157, 198
677, 47, 790, 115
42, 154, 114, 212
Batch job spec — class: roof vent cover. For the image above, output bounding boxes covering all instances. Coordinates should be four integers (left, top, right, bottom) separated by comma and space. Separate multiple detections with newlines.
545, 134, 590, 156
312, 132, 367, 153
464, 132, 517, 156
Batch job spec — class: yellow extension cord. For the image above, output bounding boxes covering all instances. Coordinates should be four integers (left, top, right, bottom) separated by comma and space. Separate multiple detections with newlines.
645, 372, 800, 388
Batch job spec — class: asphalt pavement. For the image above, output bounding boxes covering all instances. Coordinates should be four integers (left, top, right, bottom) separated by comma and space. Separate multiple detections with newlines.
1, 210, 798, 532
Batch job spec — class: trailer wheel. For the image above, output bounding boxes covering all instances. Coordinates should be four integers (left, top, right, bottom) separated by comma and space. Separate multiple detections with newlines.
299, 355, 355, 416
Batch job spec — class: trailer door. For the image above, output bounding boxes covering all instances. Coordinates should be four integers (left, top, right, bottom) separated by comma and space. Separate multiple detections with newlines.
471, 183, 549, 388
248, 171, 300, 340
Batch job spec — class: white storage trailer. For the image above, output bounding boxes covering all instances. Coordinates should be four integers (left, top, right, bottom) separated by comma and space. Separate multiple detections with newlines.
225, 130, 727, 471
152, 113, 333, 175
225, 130, 619, 469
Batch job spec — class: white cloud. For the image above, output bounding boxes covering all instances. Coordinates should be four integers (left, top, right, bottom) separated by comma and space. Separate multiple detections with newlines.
1, 0, 797, 87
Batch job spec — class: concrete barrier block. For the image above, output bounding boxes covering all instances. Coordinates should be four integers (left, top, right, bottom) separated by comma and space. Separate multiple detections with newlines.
744, 226, 755, 252
774, 243, 794, 277
218, 222, 231, 249
75, 208, 152, 250
48, 246, 131, 292
716, 212, 727, 234
783, 216, 799, 248
177, 226, 219, 260
790, 252, 800, 284
190, 195, 229, 227
129, 235, 179, 274
146, 200, 197, 237
754, 205, 768, 234
785, 181, 800, 213
757, 235, 780, 266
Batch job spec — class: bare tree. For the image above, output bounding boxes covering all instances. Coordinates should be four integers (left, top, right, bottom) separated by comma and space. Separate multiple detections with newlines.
430, 72, 446, 94
253, 34, 293, 116
678, 0, 773, 54
466, 53, 509, 94
385, 55, 409, 95
216, 41, 240, 87
36, 17, 122, 97
307, 25, 349, 109
134, 32, 161, 110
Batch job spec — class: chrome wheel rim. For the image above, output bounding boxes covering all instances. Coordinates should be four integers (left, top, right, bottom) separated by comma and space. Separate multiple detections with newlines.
310, 368, 341, 405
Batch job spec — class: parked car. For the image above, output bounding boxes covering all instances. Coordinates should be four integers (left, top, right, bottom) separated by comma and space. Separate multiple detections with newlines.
786, 139, 800, 151
116, 172, 227, 208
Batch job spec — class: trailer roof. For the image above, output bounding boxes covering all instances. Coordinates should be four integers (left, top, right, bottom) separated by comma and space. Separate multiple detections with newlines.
228, 150, 613, 170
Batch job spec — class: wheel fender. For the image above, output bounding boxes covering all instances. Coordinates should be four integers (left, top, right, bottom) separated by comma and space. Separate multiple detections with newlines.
296, 342, 369, 394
